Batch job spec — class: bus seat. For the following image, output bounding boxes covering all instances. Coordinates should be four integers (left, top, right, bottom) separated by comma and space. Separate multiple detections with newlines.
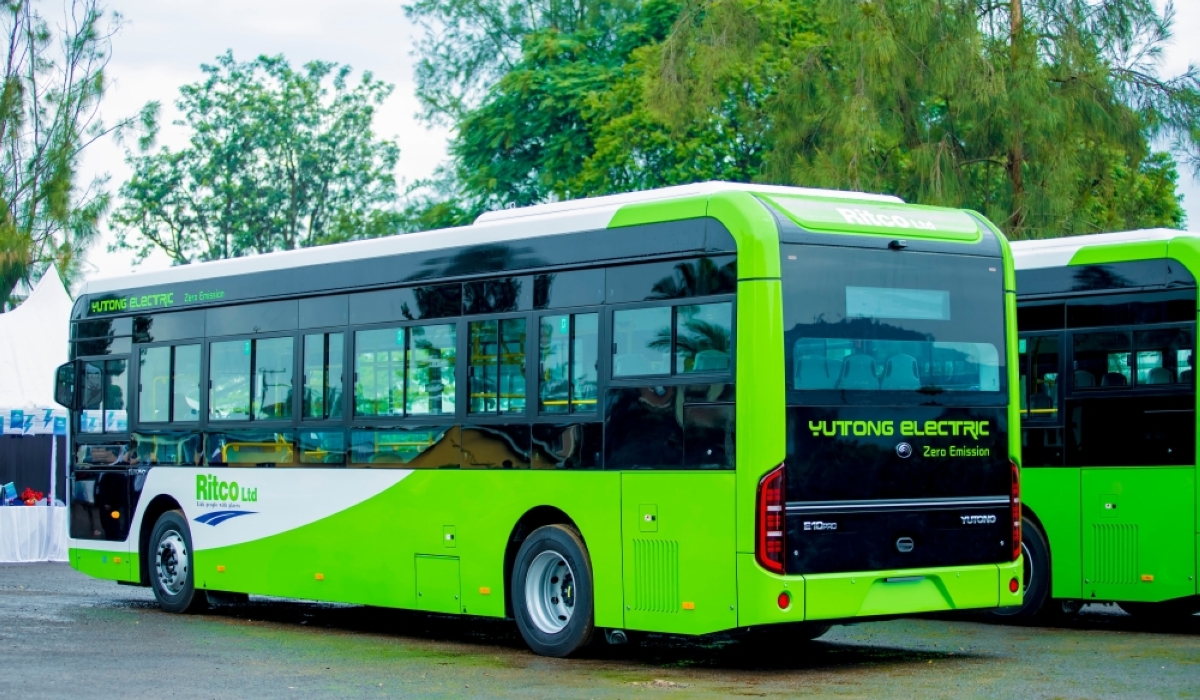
1182, 369, 1194, 383
795, 355, 836, 389
880, 354, 921, 390
614, 354, 650, 376
837, 354, 879, 390
1101, 372, 1128, 387
1073, 370, 1096, 387
1030, 386, 1054, 410
693, 349, 730, 372
1145, 367, 1174, 385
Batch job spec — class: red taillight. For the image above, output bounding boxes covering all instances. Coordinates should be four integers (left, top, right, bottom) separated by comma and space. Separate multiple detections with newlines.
1009, 577, 1020, 593
777, 591, 791, 609
1011, 460, 1021, 562
756, 464, 786, 575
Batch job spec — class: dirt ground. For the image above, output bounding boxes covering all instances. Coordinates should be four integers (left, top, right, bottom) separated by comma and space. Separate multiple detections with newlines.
1, 563, 1197, 699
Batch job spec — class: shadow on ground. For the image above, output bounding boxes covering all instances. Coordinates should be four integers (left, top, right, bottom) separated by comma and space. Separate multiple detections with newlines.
102, 592, 990, 674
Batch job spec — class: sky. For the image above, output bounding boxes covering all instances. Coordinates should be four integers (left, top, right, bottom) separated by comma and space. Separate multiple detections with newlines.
78, 0, 1200, 282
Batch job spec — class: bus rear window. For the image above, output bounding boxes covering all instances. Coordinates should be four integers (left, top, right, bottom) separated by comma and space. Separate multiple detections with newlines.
782, 245, 1006, 398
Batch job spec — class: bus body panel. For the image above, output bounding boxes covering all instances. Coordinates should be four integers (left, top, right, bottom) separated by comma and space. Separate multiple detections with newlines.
1015, 231, 1200, 606
64, 183, 1020, 635
1081, 467, 1196, 602
620, 472, 737, 634
1021, 467, 1083, 599
80, 468, 627, 625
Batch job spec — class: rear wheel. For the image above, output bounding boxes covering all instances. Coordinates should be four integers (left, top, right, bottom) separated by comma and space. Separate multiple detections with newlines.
148, 510, 208, 614
512, 524, 595, 657
989, 515, 1051, 621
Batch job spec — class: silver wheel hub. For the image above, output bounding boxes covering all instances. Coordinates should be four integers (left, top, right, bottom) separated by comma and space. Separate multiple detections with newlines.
525, 551, 575, 634
1021, 540, 1033, 592
156, 530, 188, 596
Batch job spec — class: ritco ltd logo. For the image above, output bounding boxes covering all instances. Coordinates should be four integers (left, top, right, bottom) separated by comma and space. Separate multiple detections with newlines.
895, 442, 913, 458
196, 473, 258, 503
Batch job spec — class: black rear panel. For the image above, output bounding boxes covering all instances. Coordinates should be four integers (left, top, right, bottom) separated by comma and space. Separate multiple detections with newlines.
784, 406, 1010, 574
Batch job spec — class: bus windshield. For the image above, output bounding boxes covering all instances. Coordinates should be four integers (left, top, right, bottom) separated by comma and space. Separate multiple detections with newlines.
782, 244, 1006, 397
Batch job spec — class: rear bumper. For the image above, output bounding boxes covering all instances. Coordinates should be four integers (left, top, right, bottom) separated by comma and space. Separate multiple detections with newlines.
737, 554, 1023, 627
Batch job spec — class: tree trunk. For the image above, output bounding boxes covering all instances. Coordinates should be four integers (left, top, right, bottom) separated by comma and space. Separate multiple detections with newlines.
1007, 0, 1026, 237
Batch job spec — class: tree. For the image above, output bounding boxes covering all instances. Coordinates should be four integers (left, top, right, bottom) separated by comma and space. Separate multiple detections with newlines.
407, 0, 767, 217
110, 53, 402, 265
402, 0, 639, 124
0, 0, 147, 310
650, 0, 1197, 238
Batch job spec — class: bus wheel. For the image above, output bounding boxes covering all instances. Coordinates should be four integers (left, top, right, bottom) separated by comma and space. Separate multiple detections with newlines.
989, 515, 1051, 621
149, 510, 208, 614
512, 524, 595, 657
1121, 597, 1200, 619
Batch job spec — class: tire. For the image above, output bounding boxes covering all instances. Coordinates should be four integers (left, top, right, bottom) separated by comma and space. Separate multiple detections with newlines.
148, 510, 208, 614
1121, 597, 1200, 619
989, 515, 1052, 621
512, 524, 595, 657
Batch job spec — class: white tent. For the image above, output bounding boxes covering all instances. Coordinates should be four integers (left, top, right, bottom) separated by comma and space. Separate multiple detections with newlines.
0, 267, 72, 410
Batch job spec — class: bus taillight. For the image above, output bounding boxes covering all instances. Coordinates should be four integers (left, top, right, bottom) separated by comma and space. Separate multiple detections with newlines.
1011, 460, 1021, 562
756, 464, 786, 575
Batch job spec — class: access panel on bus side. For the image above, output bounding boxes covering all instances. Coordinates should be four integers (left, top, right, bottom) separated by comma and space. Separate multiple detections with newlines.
620, 472, 737, 634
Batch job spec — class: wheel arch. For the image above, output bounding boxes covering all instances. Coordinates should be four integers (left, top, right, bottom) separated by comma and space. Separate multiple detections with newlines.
503, 506, 582, 618
138, 494, 184, 586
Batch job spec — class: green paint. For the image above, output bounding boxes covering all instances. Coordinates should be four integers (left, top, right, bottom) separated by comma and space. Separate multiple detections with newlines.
1023, 468, 1083, 599
760, 195, 982, 242
805, 559, 1022, 620
70, 548, 137, 582
1022, 232, 1200, 605
606, 195, 709, 229
620, 472, 737, 634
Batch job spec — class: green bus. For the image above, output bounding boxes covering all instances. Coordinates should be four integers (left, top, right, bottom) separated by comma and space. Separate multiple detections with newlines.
55, 182, 1023, 656
1009, 229, 1200, 618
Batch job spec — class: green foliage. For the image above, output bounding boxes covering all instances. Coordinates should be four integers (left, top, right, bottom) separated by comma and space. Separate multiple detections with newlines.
0, 0, 145, 309
650, 0, 1198, 238
403, 0, 639, 124
111, 53, 402, 265
404, 0, 771, 218
405, 0, 1196, 238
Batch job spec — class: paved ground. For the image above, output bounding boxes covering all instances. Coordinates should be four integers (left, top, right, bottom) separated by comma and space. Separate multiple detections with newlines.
0, 564, 1197, 699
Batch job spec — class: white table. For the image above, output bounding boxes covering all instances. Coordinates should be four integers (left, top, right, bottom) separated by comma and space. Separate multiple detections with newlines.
0, 506, 67, 562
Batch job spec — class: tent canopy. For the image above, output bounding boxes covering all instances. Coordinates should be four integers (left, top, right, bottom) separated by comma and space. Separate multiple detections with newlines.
0, 268, 72, 409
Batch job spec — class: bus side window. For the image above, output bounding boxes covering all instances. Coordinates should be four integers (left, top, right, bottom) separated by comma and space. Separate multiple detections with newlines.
538, 313, 598, 414
1072, 331, 1130, 389
303, 332, 344, 420
1026, 335, 1059, 420
1134, 327, 1194, 385
80, 360, 128, 434
138, 345, 201, 423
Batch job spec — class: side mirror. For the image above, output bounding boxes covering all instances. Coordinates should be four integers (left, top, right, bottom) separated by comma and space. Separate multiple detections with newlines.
53, 362, 75, 410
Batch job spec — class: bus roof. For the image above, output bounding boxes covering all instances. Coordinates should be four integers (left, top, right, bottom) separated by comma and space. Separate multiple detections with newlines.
81, 182, 903, 296
1011, 228, 1200, 270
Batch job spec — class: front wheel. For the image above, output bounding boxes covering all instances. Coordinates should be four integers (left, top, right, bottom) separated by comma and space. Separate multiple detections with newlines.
148, 510, 208, 614
512, 524, 595, 657
989, 515, 1052, 621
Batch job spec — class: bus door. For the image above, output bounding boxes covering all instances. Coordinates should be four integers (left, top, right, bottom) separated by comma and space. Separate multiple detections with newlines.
1069, 327, 1197, 602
